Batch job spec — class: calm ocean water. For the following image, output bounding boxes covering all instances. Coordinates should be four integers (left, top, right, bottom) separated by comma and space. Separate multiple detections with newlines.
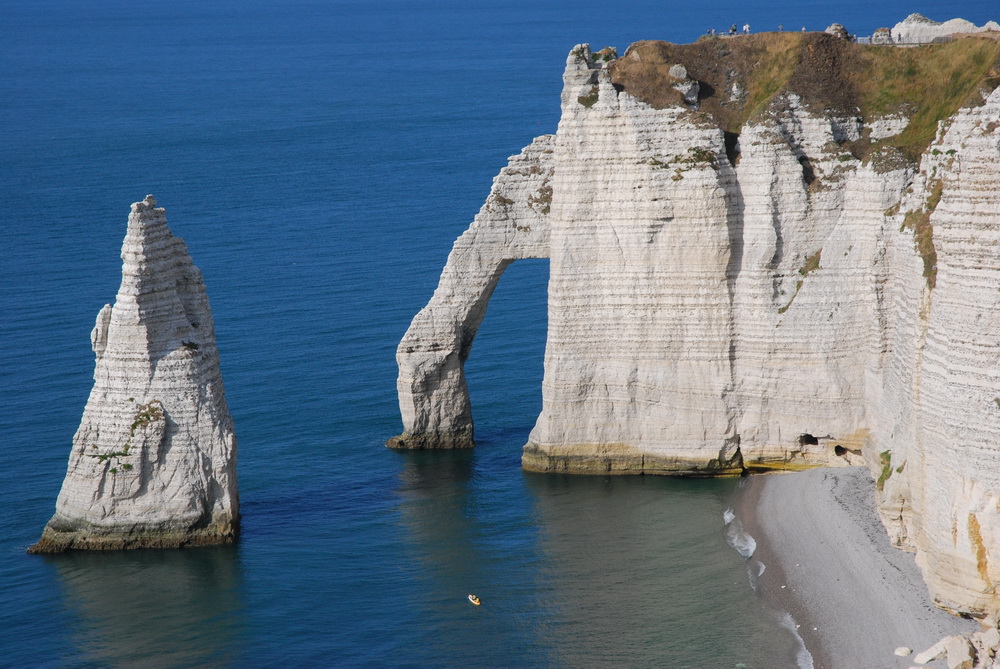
2, 1, 993, 666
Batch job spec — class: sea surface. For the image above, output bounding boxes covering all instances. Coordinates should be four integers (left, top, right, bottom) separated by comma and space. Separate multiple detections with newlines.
2, 1, 994, 666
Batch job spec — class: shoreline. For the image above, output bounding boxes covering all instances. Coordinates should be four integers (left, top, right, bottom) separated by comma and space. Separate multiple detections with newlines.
734, 466, 978, 669
730, 477, 817, 668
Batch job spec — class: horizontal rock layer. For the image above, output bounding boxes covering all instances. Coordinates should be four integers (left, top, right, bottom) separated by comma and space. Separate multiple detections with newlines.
393, 37, 1000, 615
389, 136, 553, 449
30, 196, 238, 553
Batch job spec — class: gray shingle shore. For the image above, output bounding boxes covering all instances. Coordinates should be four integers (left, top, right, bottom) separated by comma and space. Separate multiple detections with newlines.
736, 467, 977, 668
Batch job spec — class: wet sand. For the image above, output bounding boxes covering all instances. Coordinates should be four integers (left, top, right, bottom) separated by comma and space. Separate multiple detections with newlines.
736, 467, 978, 669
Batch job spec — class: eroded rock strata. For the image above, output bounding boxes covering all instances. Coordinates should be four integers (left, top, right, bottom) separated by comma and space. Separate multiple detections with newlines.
30, 196, 238, 553
388, 136, 554, 449
393, 34, 1000, 616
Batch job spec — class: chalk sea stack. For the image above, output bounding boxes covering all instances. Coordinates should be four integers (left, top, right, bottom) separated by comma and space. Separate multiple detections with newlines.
29, 196, 238, 553
392, 31, 1000, 617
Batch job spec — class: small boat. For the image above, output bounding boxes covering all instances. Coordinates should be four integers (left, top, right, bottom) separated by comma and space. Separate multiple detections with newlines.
468, 594, 481, 606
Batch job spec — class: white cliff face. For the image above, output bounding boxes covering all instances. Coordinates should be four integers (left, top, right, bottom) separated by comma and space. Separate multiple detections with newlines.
393, 38, 1000, 614
525, 46, 741, 473
725, 99, 901, 473
524, 46, 881, 474
892, 13, 1000, 44
30, 196, 238, 552
871, 89, 1000, 617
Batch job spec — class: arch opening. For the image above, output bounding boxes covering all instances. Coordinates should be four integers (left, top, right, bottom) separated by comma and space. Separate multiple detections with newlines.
464, 259, 549, 445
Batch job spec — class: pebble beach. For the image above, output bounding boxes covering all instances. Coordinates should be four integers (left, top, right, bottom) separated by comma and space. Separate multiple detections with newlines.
736, 467, 979, 668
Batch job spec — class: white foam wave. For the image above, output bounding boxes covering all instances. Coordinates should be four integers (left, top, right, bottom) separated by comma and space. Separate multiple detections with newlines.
724, 518, 757, 558
745, 558, 766, 591
723, 498, 812, 669
778, 611, 815, 669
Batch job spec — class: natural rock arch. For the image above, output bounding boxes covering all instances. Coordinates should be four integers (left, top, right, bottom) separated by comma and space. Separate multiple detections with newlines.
388, 136, 554, 449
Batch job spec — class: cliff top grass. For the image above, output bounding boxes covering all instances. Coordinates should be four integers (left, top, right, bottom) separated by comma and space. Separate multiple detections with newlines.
610, 32, 1000, 161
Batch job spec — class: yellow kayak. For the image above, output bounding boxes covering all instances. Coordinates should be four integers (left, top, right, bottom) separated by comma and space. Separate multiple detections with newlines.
468, 594, 481, 606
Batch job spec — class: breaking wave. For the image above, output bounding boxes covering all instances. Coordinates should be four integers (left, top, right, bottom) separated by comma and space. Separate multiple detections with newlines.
723, 506, 814, 669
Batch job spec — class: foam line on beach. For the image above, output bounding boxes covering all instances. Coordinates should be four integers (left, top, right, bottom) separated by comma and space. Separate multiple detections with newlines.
735, 467, 979, 669
723, 499, 815, 668
723, 509, 757, 559
778, 612, 816, 669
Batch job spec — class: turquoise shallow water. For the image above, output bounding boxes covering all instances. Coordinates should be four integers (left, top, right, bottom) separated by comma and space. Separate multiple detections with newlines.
2, 0, 994, 666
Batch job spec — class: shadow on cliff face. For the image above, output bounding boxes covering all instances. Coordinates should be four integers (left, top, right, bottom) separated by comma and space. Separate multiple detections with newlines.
44, 546, 245, 666
395, 449, 475, 494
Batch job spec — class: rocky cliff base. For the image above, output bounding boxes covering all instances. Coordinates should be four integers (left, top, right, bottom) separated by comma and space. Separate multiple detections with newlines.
28, 520, 238, 554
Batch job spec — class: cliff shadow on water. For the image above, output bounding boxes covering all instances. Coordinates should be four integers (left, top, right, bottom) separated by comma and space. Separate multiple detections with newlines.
42, 546, 246, 666
387, 442, 804, 667
391, 447, 556, 666
520, 474, 803, 667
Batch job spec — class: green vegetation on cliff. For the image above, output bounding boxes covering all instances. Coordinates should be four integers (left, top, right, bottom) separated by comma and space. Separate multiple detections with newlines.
611, 33, 1000, 161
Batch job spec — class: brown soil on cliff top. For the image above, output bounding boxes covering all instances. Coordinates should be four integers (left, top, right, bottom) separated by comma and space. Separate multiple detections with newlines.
610, 32, 1000, 160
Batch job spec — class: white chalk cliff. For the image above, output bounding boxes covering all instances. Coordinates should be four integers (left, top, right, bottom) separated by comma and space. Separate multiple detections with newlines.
393, 33, 1000, 618
389, 136, 554, 449
891, 13, 1000, 44
30, 196, 238, 552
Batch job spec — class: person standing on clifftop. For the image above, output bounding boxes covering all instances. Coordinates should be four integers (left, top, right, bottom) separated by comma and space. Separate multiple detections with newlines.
743, 23, 750, 34
729, 24, 737, 35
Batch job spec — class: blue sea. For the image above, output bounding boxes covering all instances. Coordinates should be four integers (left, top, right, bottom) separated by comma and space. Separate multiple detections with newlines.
2, 1, 994, 666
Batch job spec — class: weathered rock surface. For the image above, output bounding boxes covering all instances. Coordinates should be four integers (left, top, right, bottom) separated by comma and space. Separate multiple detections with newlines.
825, 23, 851, 40
392, 34, 1000, 616
892, 13, 1000, 44
29, 196, 238, 552
914, 633, 979, 668
872, 28, 894, 46
388, 137, 553, 449
870, 86, 1000, 618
